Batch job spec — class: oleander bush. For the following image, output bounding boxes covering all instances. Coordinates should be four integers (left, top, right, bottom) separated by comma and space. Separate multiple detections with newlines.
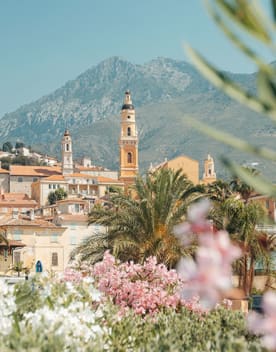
0, 268, 265, 352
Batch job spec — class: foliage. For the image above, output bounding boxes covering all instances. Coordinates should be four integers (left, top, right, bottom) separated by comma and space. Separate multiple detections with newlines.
15, 142, 25, 149
0, 267, 265, 352
2, 141, 13, 153
186, 0, 276, 196
73, 168, 203, 267
48, 188, 67, 205
90, 251, 202, 316
0, 155, 44, 170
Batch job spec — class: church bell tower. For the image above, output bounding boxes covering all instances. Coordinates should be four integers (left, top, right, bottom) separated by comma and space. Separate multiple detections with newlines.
202, 154, 216, 185
119, 91, 139, 185
61, 129, 74, 175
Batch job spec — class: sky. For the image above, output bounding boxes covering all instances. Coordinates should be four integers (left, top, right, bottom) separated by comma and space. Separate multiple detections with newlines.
0, 0, 273, 117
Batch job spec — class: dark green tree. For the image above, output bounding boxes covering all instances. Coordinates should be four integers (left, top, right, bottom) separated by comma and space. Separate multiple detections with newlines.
72, 168, 204, 267
15, 142, 25, 149
48, 188, 67, 205
2, 142, 13, 153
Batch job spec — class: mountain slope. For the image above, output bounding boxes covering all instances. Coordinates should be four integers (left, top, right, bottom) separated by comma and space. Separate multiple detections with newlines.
0, 56, 273, 179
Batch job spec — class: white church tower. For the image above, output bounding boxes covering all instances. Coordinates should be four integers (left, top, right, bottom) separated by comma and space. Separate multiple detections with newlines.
61, 129, 74, 175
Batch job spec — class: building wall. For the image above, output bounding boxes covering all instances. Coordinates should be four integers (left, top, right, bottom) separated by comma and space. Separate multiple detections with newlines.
6, 226, 65, 273
10, 175, 41, 196
59, 221, 106, 268
0, 174, 9, 193
167, 156, 199, 184
79, 170, 118, 179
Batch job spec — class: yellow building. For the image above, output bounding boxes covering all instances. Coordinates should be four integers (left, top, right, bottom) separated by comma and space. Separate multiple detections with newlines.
0, 214, 65, 274
151, 155, 199, 184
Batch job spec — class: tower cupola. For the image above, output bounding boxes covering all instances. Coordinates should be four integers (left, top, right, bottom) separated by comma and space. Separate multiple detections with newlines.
61, 129, 74, 175
119, 91, 139, 186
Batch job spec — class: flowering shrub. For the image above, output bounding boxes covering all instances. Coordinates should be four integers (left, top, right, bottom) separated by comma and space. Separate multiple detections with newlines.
248, 291, 276, 351
0, 273, 104, 352
175, 199, 241, 308
91, 251, 202, 315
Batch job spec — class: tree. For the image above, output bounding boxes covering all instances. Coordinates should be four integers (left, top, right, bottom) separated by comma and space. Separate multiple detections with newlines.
206, 179, 234, 203
48, 188, 67, 205
72, 168, 204, 268
15, 142, 25, 149
230, 167, 259, 203
2, 142, 13, 153
209, 197, 273, 296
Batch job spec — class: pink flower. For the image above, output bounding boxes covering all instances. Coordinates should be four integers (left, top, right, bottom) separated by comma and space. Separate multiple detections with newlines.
175, 200, 241, 309
248, 291, 276, 350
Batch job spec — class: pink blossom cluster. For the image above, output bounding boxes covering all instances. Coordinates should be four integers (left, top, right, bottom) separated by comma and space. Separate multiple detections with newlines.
92, 251, 201, 315
175, 199, 241, 308
248, 291, 276, 350
62, 267, 83, 283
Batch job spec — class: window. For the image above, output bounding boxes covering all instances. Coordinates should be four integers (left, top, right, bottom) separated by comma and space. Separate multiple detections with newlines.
70, 223, 77, 230
18, 177, 23, 182
51, 234, 59, 243
53, 184, 56, 189
13, 229, 22, 241
66, 144, 69, 151
127, 127, 131, 136
49, 184, 52, 189
70, 235, 77, 245
51, 252, 58, 266
33, 177, 38, 182
14, 252, 21, 264
127, 115, 131, 119
208, 168, 212, 175
127, 152, 132, 163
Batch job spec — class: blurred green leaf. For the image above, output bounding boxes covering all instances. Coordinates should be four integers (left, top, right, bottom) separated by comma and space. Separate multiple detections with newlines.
205, 0, 273, 71
222, 158, 276, 197
257, 69, 276, 109
187, 117, 276, 161
272, 0, 276, 22
213, 0, 271, 43
186, 45, 276, 121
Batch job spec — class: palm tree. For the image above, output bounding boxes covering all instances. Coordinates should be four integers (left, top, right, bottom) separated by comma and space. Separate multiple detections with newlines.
206, 179, 234, 203
230, 167, 259, 203
72, 168, 204, 268
210, 197, 273, 296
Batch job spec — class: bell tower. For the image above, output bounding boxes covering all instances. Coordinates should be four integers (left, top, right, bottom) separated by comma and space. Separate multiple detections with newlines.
119, 91, 139, 186
202, 154, 216, 184
61, 129, 74, 175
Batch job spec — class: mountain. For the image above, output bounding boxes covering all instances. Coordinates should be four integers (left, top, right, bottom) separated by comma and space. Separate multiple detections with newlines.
0, 56, 274, 179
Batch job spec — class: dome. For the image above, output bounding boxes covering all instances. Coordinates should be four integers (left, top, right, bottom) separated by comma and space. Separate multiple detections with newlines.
121, 103, 134, 110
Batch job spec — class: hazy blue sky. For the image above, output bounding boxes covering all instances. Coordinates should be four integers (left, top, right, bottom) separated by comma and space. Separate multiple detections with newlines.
0, 0, 273, 116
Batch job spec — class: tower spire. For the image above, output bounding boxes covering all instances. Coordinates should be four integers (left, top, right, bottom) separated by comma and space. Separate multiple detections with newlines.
61, 129, 74, 175
119, 90, 139, 186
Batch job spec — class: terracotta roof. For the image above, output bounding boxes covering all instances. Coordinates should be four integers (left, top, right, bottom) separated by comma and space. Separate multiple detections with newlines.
0, 240, 26, 247
10, 165, 61, 177
0, 168, 9, 174
97, 176, 123, 184
67, 173, 96, 179
0, 200, 37, 208
0, 215, 59, 228
42, 175, 65, 182
57, 198, 87, 204
57, 214, 88, 222
1, 193, 30, 200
